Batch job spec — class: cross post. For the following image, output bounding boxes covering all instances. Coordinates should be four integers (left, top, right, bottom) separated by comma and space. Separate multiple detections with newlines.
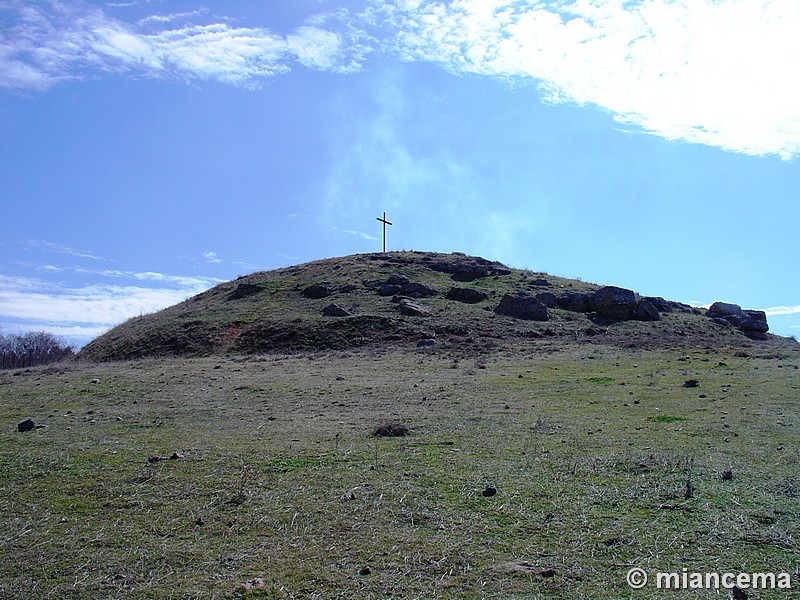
376, 211, 392, 253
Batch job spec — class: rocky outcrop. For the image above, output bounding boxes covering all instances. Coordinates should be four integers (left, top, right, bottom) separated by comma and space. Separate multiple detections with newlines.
708, 302, 768, 336
446, 287, 489, 304
429, 257, 511, 281
495, 294, 548, 321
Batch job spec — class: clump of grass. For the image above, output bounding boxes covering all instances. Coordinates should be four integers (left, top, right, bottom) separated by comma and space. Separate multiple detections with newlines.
373, 423, 410, 437
647, 415, 688, 423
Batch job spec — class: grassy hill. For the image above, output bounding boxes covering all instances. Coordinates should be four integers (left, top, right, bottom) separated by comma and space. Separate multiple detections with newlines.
79, 251, 788, 361
2, 252, 798, 598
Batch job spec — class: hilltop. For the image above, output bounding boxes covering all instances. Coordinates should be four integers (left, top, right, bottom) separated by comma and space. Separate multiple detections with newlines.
80, 251, 788, 361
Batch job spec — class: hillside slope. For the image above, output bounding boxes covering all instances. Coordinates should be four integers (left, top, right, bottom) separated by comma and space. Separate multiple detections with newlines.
79, 251, 786, 361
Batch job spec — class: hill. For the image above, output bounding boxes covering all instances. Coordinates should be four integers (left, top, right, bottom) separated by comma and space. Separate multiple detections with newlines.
80, 251, 788, 361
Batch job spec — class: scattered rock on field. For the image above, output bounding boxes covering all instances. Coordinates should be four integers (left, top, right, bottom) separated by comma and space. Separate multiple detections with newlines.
17, 418, 35, 433
322, 303, 351, 317
446, 287, 488, 304
302, 284, 333, 299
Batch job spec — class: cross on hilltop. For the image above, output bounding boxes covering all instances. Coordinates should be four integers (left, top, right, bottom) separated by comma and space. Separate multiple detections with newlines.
376, 211, 392, 253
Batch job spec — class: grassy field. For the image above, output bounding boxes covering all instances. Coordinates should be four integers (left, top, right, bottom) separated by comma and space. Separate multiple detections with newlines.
1, 340, 798, 598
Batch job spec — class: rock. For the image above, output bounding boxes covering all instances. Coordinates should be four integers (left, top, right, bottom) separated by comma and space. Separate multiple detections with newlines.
495, 294, 548, 321
398, 298, 430, 316
17, 418, 35, 433
633, 298, 660, 321
429, 258, 510, 281
377, 283, 401, 296
339, 284, 358, 293
301, 284, 333, 299
534, 292, 557, 308
556, 291, 592, 312
322, 303, 351, 317
417, 338, 437, 348
399, 282, 436, 298
707, 302, 744, 319
386, 274, 410, 286
228, 282, 261, 300
707, 302, 768, 335
446, 287, 489, 304
642, 296, 671, 313
532, 278, 550, 286
590, 286, 637, 320
740, 310, 768, 333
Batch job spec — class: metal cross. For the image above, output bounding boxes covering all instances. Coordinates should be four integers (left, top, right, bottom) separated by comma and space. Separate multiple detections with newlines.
376, 211, 392, 253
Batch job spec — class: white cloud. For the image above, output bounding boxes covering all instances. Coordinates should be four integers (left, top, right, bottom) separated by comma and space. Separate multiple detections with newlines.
764, 305, 800, 316
0, 271, 220, 345
377, 0, 800, 159
0, 1, 367, 89
203, 251, 222, 264
5, 0, 799, 158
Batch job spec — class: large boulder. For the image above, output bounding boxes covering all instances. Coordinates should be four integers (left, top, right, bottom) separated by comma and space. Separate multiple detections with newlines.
377, 283, 401, 296
590, 286, 637, 320
556, 291, 592, 312
740, 310, 769, 334
534, 292, 558, 308
707, 302, 744, 318
633, 298, 660, 321
707, 302, 769, 336
399, 282, 437, 298
495, 294, 549, 321
446, 287, 489, 304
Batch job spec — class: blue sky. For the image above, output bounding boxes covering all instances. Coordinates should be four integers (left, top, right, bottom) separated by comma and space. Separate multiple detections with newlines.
1, 0, 799, 346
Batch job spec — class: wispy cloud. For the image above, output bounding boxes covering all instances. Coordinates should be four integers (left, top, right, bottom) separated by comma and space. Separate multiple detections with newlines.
4, 1, 800, 158
376, 0, 800, 159
0, 0, 368, 90
330, 225, 379, 241
26, 239, 107, 261
764, 305, 800, 317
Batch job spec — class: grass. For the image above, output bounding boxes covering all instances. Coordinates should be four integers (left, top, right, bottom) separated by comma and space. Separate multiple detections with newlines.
1, 340, 798, 598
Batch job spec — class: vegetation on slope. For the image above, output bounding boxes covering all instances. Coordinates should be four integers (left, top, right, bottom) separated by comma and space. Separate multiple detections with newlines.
79, 251, 784, 362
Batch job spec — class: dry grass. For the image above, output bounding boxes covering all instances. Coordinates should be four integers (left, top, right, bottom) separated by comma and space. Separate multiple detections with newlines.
1, 340, 798, 598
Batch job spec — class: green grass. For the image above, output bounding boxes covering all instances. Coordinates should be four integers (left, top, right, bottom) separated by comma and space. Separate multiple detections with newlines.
1, 342, 798, 598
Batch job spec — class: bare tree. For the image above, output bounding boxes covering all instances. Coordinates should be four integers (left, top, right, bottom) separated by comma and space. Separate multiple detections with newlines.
0, 330, 75, 369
